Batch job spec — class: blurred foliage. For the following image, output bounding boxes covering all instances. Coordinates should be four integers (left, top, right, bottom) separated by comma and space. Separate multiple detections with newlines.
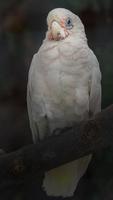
54, 0, 113, 12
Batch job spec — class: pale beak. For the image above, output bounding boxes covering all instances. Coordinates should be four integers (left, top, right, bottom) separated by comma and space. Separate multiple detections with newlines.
50, 21, 68, 41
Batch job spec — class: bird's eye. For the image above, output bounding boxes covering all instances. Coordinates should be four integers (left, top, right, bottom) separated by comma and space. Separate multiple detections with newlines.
65, 17, 73, 29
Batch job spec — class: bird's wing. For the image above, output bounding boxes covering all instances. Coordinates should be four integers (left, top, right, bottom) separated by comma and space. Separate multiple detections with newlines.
27, 54, 49, 143
89, 50, 101, 116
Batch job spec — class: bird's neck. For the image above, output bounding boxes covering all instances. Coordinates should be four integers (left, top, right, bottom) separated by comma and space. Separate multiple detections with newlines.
44, 30, 87, 48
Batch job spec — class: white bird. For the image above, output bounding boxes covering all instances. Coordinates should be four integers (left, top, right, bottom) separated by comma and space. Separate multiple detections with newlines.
27, 8, 101, 198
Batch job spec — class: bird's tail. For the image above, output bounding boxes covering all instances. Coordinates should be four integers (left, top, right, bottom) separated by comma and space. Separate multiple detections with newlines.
43, 154, 92, 197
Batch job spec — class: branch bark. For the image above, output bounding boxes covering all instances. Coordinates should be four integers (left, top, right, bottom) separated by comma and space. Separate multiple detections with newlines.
0, 104, 113, 182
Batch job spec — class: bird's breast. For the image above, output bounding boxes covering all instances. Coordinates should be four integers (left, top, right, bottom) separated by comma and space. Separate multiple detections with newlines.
38, 42, 90, 122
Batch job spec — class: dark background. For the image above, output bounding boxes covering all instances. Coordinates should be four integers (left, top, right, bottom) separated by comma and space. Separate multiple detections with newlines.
0, 0, 113, 199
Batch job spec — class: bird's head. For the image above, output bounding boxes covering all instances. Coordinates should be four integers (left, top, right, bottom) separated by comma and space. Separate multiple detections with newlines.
46, 8, 85, 41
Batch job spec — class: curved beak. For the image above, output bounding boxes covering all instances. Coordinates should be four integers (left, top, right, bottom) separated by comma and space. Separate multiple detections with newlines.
50, 21, 68, 41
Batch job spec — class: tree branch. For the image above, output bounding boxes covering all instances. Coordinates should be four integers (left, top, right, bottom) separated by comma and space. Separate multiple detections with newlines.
0, 104, 113, 182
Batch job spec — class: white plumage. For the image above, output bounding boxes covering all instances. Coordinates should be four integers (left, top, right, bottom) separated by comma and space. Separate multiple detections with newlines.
27, 8, 101, 197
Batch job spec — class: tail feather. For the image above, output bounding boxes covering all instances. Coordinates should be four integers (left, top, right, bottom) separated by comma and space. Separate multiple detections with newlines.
43, 155, 92, 197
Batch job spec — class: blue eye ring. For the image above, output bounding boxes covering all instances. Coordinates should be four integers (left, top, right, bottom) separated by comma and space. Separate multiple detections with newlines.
66, 17, 73, 29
